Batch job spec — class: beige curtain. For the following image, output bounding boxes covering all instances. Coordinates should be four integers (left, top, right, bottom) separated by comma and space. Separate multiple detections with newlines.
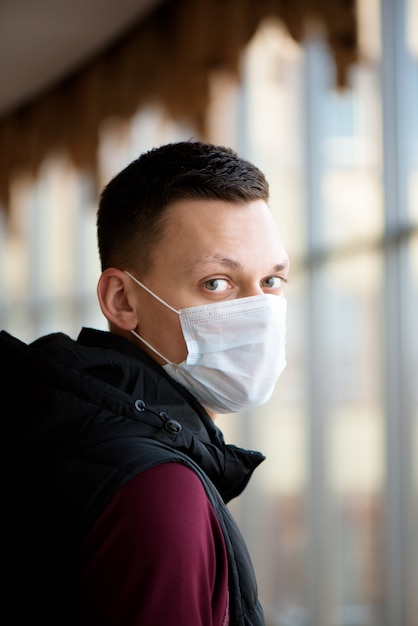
0, 0, 358, 211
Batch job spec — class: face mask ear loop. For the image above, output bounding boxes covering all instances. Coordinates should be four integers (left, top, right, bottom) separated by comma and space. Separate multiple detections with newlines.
130, 329, 172, 365
124, 271, 180, 314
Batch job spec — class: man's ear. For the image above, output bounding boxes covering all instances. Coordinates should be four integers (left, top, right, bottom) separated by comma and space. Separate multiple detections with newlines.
97, 268, 138, 331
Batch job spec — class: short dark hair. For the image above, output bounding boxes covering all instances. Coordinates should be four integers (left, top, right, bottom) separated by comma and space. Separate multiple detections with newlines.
97, 140, 269, 274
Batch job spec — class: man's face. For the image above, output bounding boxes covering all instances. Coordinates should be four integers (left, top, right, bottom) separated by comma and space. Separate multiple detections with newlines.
128, 198, 289, 365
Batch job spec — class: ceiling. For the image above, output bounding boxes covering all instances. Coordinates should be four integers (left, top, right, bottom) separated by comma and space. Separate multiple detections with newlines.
0, 0, 162, 117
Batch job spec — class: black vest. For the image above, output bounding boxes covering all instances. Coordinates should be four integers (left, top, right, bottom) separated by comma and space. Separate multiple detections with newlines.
1, 328, 266, 625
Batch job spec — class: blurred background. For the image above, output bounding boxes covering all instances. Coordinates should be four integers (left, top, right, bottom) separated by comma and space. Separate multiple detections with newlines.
0, 0, 417, 624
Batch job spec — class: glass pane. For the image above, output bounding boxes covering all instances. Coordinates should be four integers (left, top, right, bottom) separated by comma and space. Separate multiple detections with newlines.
320, 67, 383, 247
406, 58, 418, 224
404, 234, 418, 625
405, 0, 418, 226
320, 251, 384, 625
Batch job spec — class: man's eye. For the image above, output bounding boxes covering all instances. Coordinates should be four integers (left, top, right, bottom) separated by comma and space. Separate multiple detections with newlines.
262, 276, 285, 289
203, 278, 230, 292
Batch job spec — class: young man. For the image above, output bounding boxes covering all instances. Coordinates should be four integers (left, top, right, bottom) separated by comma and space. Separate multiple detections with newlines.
1, 141, 289, 625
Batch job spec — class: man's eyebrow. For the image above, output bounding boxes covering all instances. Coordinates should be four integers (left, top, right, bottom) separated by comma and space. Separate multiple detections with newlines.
188, 255, 244, 272
273, 261, 290, 273
188, 255, 290, 273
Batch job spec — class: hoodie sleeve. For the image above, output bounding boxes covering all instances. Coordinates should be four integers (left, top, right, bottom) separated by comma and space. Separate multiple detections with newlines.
74, 462, 229, 626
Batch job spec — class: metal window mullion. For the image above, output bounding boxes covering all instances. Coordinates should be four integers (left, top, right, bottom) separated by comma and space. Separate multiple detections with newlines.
380, 0, 411, 624
302, 35, 333, 626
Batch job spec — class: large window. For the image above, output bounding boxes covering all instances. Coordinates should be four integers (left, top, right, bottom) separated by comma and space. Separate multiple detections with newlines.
217, 1, 418, 625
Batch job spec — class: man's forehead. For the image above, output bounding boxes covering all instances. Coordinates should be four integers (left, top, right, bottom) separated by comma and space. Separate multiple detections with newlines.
158, 197, 288, 266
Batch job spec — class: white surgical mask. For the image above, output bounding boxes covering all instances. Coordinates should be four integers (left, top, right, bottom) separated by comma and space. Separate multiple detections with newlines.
125, 271, 287, 414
